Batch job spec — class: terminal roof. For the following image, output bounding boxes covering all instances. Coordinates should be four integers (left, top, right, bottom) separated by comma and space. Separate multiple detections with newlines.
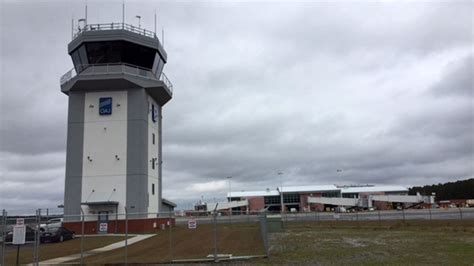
228, 190, 279, 198
227, 184, 408, 198
279, 185, 339, 193
341, 185, 408, 193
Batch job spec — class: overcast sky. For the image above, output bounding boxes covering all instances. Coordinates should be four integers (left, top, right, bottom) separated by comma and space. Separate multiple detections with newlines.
0, 0, 472, 213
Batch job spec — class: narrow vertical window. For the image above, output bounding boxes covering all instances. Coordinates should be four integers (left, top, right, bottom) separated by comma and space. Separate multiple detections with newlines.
152, 133, 155, 145
152, 184, 155, 195
152, 158, 155, 169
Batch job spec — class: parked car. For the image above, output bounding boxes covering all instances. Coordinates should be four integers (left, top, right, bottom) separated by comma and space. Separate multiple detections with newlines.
40, 226, 75, 243
40, 218, 63, 231
4, 225, 37, 243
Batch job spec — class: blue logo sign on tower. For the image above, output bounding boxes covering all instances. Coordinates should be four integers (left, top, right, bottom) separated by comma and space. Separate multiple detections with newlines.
151, 104, 157, 123
99, 97, 112, 115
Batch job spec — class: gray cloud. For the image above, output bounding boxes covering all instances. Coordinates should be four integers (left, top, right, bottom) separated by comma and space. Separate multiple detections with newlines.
431, 55, 473, 98
1, 0, 473, 211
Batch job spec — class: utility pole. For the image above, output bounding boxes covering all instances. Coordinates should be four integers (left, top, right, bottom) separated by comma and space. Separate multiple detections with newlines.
227, 176, 232, 219
278, 172, 284, 214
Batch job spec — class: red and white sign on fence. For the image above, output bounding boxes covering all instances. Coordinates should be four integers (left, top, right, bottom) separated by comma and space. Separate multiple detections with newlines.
188, 219, 197, 229
13, 218, 26, 245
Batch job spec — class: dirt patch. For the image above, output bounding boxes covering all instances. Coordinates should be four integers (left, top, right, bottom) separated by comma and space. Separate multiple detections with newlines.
342, 237, 368, 247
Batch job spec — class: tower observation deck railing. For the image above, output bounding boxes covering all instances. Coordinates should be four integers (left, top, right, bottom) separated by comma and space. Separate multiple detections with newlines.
73, 23, 158, 40
60, 63, 173, 93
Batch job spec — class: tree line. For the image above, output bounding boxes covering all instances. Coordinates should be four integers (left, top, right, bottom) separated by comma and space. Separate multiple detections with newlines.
409, 178, 474, 200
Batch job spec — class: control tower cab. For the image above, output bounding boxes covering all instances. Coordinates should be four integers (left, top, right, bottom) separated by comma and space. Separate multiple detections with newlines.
61, 22, 173, 221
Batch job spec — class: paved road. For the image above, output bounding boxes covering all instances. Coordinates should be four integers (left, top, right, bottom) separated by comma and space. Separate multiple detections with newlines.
175, 208, 474, 225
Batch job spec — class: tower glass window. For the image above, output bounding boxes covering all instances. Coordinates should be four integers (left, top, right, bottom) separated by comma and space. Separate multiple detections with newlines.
72, 41, 160, 70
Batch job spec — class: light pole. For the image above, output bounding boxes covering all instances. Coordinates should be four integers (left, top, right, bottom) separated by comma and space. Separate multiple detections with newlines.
336, 169, 343, 213
227, 176, 232, 202
278, 172, 284, 214
227, 176, 232, 217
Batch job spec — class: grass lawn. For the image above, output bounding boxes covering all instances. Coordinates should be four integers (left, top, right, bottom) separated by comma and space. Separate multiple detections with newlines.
6, 220, 472, 265
76, 222, 264, 264
4, 236, 127, 265
263, 220, 474, 265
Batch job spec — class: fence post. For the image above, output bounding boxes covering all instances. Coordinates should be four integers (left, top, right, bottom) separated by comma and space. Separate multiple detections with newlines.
378, 210, 381, 226
80, 208, 85, 265
33, 208, 41, 265
459, 208, 463, 220
46, 208, 49, 232
213, 210, 218, 262
429, 208, 432, 221
259, 211, 269, 258
125, 207, 128, 265
1, 210, 6, 266
168, 211, 173, 261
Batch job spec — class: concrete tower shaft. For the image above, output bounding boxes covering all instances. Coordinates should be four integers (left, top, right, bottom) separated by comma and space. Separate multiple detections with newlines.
61, 22, 173, 221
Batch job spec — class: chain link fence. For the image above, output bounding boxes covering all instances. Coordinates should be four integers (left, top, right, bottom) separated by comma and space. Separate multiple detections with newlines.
1, 207, 472, 265
0, 208, 270, 265
277, 207, 474, 224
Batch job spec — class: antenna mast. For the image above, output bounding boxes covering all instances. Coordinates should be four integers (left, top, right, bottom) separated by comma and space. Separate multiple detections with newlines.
154, 9, 157, 38
122, 0, 125, 27
71, 16, 74, 40
85, 0, 88, 25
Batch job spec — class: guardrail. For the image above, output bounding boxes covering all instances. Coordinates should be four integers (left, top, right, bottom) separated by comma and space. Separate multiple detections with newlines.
74, 23, 157, 40
60, 63, 173, 93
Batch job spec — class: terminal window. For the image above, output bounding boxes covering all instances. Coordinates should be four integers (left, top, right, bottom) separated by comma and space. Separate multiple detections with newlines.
264, 196, 280, 205
283, 193, 300, 204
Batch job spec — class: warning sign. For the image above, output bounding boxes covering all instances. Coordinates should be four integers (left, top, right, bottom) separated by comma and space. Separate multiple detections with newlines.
12, 225, 26, 245
99, 222, 108, 233
188, 219, 197, 229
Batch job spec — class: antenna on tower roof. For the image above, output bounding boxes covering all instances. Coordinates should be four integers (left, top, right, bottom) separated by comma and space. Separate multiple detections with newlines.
85, 0, 88, 25
154, 9, 157, 38
136, 15, 141, 28
71, 15, 74, 40
122, 0, 125, 26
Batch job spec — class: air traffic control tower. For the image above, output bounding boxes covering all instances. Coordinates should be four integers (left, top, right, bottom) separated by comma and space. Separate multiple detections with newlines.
60, 22, 173, 221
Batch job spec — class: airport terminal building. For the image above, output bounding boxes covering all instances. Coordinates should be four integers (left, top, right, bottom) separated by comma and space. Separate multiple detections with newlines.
224, 185, 434, 212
